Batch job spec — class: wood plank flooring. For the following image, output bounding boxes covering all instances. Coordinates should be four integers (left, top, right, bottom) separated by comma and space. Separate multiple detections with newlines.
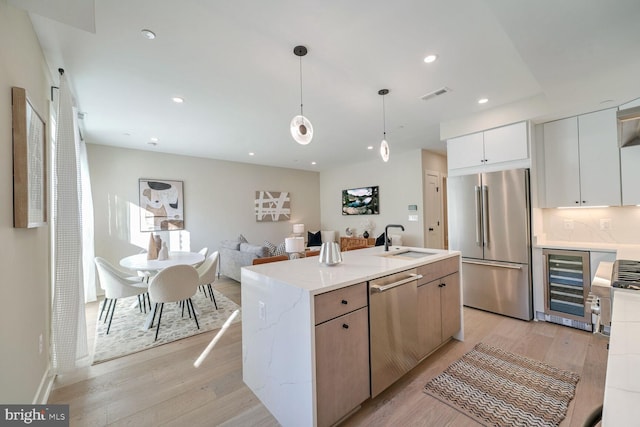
49, 279, 608, 426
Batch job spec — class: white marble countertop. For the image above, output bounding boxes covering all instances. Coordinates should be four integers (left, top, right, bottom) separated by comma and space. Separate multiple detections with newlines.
242, 246, 460, 295
603, 289, 640, 426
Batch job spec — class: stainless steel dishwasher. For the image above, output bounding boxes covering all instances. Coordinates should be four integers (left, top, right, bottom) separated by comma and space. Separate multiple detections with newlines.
369, 269, 422, 397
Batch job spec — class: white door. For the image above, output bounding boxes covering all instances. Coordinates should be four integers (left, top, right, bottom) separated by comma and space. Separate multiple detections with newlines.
424, 171, 442, 249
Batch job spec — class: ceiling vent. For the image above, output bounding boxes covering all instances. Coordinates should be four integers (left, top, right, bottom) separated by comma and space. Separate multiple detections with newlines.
420, 86, 451, 101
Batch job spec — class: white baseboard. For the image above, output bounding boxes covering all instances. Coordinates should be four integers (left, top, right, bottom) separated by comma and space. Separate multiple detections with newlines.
32, 367, 55, 404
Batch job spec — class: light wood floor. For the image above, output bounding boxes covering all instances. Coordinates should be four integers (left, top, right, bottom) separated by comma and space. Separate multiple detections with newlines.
49, 279, 608, 426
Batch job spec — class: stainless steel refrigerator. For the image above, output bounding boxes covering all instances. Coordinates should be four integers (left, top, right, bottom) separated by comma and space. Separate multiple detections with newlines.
448, 168, 533, 320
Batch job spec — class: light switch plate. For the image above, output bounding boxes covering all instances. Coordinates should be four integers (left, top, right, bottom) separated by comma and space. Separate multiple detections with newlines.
408, 214, 418, 222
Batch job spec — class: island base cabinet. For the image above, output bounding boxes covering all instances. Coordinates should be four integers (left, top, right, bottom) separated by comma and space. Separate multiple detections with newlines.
417, 272, 461, 359
315, 307, 370, 427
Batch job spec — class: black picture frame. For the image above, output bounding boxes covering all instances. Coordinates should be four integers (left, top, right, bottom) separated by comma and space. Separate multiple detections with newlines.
342, 186, 379, 215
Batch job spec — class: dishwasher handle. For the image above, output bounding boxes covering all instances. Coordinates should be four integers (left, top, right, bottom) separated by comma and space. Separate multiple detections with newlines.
370, 274, 423, 293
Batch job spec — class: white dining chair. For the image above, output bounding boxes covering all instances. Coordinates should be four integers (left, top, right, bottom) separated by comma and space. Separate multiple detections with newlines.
148, 264, 200, 341
196, 252, 219, 309
193, 247, 209, 270
94, 257, 150, 335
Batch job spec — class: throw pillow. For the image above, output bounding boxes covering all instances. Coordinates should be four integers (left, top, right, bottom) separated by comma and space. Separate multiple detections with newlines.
264, 240, 287, 256
375, 233, 390, 247
307, 230, 322, 247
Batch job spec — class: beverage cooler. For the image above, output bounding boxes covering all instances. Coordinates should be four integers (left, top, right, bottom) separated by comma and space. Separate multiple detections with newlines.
543, 249, 592, 331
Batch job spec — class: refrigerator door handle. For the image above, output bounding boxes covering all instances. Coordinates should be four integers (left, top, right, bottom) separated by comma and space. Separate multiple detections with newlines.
482, 185, 489, 247
474, 185, 482, 246
463, 259, 523, 270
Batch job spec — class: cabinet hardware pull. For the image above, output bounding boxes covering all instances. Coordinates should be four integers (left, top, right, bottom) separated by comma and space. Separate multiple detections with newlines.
370, 274, 423, 292
341, 299, 348, 305
342, 324, 349, 329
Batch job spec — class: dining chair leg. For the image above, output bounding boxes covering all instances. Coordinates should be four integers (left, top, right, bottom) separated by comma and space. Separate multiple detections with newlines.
151, 302, 159, 328
154, 303, 165, 342
208, 284, 218, 309
103, 299, 114, 324
106, 298, 118, 335
186, 299, 192, 318
181, 300, 185, 317
99, 297, 109, 321
137, 295, 143, 313
188, 298, 199, 329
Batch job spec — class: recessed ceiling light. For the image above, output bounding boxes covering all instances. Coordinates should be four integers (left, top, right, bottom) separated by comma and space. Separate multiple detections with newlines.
147, 141, 157, 146
478, 98, 489, 104
367, 146, 374, 150
149, 137, 159, 142
172, 96, 184, 104
423, 54, 438, 64
311, 161, 317, 165
141, 29, 156, 40
248, 152, 255, 156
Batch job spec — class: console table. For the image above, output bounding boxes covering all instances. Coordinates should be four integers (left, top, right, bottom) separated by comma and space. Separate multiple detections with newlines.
339, 236, 375, 251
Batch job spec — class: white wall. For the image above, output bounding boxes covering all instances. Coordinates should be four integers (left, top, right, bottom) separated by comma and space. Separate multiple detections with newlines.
87, 144, 321, 269
0, 1, 52, 403
320, 149, 425, 247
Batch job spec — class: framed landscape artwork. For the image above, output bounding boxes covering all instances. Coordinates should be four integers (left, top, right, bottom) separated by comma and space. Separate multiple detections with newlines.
139, 179, 184, 231
12, 87, 47, 228
342, 186, 379, 215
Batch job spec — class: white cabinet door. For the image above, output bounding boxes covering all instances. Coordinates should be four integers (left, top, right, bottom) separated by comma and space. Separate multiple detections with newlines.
621, 145, 640, 205
578, 108, 621, 206
543, 117, 581, 207
447, 132, 484, 170
483, 121, 528, 165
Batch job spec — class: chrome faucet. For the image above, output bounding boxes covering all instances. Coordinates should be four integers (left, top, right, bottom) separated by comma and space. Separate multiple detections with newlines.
384, 224, 405, 251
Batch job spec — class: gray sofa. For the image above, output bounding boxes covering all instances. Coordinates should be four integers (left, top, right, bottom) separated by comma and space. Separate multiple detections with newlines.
219, 240, 270, 282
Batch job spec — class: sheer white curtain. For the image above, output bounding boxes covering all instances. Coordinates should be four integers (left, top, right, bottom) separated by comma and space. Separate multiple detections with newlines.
79, 137, 96, 302
51, 72, 90, 371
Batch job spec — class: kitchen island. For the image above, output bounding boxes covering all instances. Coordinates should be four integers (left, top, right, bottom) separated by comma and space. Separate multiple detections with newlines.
241, 246, 462, 427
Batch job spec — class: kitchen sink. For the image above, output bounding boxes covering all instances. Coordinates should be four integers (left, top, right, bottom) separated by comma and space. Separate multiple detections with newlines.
378, 249, 439, 260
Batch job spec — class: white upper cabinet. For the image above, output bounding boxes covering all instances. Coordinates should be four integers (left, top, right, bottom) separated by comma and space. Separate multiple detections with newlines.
446, 132, 484, 170
543, 117, 581, 207
447, 121, 528, 172
543, 108, 620, 207
621, 145, 640, 205
578, 108, 621, 206
483, 121, 529, 165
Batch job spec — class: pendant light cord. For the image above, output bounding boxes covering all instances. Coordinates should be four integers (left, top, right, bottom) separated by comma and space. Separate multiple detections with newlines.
299, 56, 304, 117
382, 93, 387, 138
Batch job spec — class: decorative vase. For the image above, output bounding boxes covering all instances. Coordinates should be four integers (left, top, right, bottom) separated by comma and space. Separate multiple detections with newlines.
157, 242, 169, 260
363, 230, 369, 238
147, 233, 158, 260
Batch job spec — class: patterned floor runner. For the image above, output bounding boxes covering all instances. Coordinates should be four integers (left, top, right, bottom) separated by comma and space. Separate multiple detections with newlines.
424, 343, 580, 427
92, 288, 241, 364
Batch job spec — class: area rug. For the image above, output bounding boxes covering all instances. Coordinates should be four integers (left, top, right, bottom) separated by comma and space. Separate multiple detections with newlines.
92, 288, 241, 364
424, 343, 580, 427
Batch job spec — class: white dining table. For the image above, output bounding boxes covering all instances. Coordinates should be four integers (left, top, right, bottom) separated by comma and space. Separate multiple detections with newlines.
119, 251, 205, 330
119, 251, 205, 272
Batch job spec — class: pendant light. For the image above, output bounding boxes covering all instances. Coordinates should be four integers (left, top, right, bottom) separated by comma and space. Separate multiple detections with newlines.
290, 45, 313, 145
378, 89, 390, 162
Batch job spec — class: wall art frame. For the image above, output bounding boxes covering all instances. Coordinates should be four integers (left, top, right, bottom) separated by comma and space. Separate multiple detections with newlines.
342, 185, 379, 215
255, 190, 290, 222
12, 86, 47, 228
139, 178, 185, 232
